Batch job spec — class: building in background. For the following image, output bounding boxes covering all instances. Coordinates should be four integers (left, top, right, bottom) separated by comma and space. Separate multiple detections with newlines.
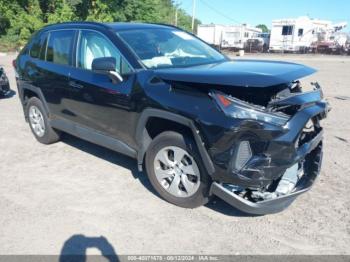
197, 24, 261, 50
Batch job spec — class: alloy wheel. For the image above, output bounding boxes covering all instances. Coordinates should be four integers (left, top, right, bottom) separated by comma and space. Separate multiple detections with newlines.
29, 105, 45, 137
153, 146, 201, 198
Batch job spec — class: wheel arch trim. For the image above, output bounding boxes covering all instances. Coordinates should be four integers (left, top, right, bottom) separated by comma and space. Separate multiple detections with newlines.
136, 108, 215, 175
21, 85, 50, 119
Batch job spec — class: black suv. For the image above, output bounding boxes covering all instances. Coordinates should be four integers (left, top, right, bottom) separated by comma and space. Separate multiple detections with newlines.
15, 22, 329, 215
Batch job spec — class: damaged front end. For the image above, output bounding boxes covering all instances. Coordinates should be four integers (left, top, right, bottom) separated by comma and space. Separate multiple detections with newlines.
208, 81, 329, 215
154, 59, 329, 214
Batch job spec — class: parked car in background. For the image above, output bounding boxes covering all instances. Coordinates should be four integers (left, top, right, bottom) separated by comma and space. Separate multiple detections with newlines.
311, 32, 349, 55
0, 67, 10, 97
15, 22, 329, 215
245, 33, 270, 53
347, 41, 350, 55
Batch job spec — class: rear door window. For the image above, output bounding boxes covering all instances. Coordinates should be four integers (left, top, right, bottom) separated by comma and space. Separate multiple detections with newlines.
46, 30, 75, 65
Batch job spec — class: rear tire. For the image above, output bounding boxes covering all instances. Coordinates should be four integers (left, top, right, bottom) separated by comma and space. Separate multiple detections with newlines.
26, 97, 60, 144
145, 131, 211, 208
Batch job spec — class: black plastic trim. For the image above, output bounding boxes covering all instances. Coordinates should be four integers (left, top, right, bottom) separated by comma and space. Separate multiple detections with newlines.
296, 129, 324, 162
19, 85, 50, 119
51, 118, 137, 159
136, 108, 215, 175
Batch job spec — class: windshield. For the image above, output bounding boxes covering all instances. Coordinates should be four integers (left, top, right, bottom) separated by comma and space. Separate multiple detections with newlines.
117, 28, 226, 69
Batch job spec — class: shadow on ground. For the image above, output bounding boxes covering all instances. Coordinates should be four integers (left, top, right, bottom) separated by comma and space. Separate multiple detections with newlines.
205, 197, 255, 217
59, 234, 118, 262
61, 133, 156, 196
61, 133, 253, 217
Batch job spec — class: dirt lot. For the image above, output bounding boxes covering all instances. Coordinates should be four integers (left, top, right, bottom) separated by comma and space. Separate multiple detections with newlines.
0, 53, 349, 255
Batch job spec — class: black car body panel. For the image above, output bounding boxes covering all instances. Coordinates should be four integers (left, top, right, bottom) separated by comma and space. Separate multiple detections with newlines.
154, 60, 316, 88
15, 22, 329, 215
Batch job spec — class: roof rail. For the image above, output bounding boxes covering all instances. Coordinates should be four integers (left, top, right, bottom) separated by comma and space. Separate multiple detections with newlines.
42, 21, 110, 30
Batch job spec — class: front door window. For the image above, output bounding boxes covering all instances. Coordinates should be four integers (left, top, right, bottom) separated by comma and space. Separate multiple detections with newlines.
77, 30, 131, 75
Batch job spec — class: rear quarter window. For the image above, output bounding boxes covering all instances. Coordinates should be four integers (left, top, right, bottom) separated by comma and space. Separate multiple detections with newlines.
30, 32, 48, 59
46, 30, 75, 65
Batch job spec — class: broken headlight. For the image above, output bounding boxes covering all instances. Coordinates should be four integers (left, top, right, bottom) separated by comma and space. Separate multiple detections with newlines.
212, 91, 289, 126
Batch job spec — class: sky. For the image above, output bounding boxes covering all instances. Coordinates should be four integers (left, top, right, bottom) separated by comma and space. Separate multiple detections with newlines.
178, 0, 350, 30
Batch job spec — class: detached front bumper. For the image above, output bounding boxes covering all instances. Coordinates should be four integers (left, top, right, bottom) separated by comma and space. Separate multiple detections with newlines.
210, 137, 323, 215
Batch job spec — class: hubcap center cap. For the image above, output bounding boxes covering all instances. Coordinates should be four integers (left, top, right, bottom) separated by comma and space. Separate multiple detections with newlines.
174, 166, 181, 174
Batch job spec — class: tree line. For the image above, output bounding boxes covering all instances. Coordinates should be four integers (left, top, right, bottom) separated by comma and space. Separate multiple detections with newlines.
0, 0, 200, 51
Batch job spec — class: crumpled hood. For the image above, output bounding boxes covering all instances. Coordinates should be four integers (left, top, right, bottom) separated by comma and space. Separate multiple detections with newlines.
154, 59, 316, 88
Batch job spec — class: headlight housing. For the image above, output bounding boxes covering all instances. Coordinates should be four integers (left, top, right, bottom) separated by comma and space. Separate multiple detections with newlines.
212, 91, 289, 126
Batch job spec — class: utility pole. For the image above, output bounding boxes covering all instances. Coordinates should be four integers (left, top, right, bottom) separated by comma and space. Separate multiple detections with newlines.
174, 4, 178, 26
191, 0, 196, 33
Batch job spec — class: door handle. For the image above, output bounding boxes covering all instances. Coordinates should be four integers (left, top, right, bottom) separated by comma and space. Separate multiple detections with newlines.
69, 81, 84, 89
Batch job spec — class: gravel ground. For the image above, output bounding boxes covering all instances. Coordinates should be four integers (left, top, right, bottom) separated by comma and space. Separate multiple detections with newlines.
0, 53, 349, 255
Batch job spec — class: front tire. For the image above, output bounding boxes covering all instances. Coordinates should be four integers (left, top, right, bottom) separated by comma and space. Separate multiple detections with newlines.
145, 131, 211, 208
26, 97, 60, 144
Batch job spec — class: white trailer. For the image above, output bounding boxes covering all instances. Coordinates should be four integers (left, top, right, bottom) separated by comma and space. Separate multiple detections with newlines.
220, 26, 242, 49
197, 24, 261, 50
269, 16, 331, 53
197, 24, 225, 47
221, 25, 262, 50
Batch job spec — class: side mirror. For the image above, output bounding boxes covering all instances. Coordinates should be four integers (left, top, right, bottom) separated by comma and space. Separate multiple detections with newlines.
92, 57, 123, 83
